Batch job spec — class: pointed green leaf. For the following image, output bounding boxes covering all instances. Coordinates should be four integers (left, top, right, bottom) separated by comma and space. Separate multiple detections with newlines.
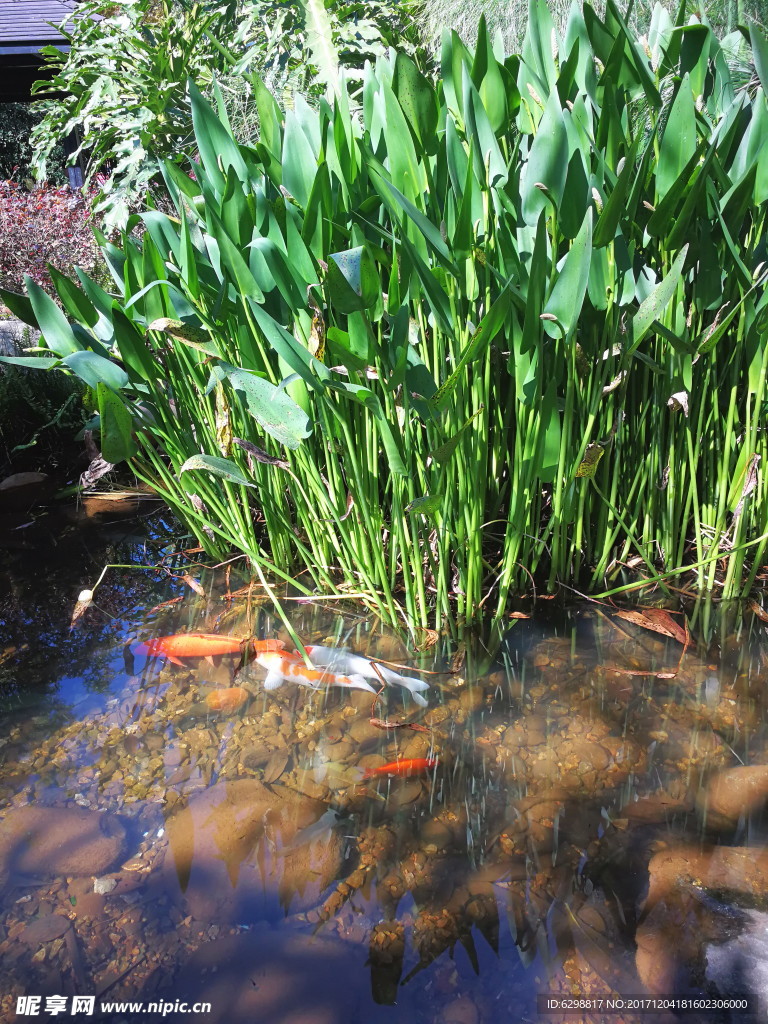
179, 453, 256, 486
542, 209, 593, 338
327, 247, 380, 313
96, 382, 136, 463
25, 277, 81, 356
628, 245, 689, 352
222, 365, 311, 449
62, 351, 129, 390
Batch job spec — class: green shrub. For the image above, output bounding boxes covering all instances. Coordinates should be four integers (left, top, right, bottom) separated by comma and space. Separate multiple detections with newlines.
6, 1, 768, 635
0, 103, 66, 184
30, 0, 429, 228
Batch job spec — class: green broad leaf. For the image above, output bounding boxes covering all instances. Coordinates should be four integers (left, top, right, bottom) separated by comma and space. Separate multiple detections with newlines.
471, 15, 508, 135
179, 453, 256, 487
394, 51, 438, 148
521, 0, 558, 96
750, 24, 768, 97
112, 308, 162, 382
223, 366, 311, 450
542, 209, 592, 338
381, 78, 426, 201
0, 355, 59, 369
178, 206, 200, 296
251, 73, 284, 167
74, 270, 119, 343
441, 28, 474, 119
62, 352, 129, 390
327, 247, 380, 313
189, 79, 249, 194
656, 74, 697, 203
429, 281, 515, 409
282, 109, 318, 209
404, 494, 442, 517
520, 87, 569, 225
0, 288, 37, 327
47, 267, 98, 328
628, 245, 689, 353
96, 383, 136, 464
24, 277, 81, 357
462, 65, 508, 187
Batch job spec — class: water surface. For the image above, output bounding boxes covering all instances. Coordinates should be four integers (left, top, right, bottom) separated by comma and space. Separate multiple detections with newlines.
2, 536, 768, 1024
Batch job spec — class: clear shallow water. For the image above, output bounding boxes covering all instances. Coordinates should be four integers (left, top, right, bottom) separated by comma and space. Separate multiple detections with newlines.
1, 535, 768, 1023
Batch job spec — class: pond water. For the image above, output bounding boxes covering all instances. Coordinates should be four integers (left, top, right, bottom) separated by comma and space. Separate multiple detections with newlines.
1, 510, 768, 1024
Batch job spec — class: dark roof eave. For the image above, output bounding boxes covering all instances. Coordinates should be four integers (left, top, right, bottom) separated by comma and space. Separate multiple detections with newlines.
0, 44, 70, 54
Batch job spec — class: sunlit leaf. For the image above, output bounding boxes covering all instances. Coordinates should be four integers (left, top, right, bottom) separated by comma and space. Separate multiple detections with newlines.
179, 454, 256, 487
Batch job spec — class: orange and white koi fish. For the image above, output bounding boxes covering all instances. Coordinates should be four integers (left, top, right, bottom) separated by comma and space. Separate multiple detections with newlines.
280, 645, 430, 706
139, 633, 285, 666
255, 651, 376, 694
362, 757, 438, 780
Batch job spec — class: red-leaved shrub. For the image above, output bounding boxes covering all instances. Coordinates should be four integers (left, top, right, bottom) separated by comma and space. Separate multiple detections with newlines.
0, 180, 105, 298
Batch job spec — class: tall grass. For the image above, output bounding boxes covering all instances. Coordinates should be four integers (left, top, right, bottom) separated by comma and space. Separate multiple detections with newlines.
3, 0, 767, 637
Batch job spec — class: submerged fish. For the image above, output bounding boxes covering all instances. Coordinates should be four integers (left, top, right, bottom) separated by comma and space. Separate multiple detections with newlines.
139, 633, 285, 666
362, 756, 438, 780
282, 645, 430, 706
255, 651, 376, 694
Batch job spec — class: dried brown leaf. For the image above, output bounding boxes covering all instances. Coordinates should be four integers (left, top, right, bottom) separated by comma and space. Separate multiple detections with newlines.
181, 575, 205, 597
232, 437, 289, 470
613, 607, 688, 645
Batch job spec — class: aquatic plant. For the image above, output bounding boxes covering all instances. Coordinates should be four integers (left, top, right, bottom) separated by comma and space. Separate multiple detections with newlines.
3, 1, 768, 635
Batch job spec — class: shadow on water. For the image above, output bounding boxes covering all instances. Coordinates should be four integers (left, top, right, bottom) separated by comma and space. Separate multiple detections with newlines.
1, 521, 768, 1023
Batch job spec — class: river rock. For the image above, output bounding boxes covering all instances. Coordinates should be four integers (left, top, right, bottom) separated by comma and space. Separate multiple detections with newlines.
0, 806, 126, 880
644, 843, 768, 911
0, 472, 53, 511
698, 765, 768, 825
164, 779, 344, 922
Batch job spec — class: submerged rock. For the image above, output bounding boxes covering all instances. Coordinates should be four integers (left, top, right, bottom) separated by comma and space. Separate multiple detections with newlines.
698, 765, 768, 826
0, 805, 126, 881
164, 778, 345, 922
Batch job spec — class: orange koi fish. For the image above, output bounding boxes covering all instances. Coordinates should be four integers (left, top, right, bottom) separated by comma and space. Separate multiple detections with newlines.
205, 686, 249, 712
256, 651, 376, 694
139, 633, 285, 666
362, 757, 438, 780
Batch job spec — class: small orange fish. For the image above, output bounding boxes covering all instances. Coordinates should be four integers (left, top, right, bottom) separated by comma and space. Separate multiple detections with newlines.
256, 651, 376, 694
139, 633, 284, 666
362, 757, 438, 780
205, 686, 249, 713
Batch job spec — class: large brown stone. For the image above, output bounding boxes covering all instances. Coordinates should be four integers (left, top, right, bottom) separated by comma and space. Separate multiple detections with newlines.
0, 806, 126, 880
645, 843, 768, 911
698, 765, 768, 825
164, 779, 345, 922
